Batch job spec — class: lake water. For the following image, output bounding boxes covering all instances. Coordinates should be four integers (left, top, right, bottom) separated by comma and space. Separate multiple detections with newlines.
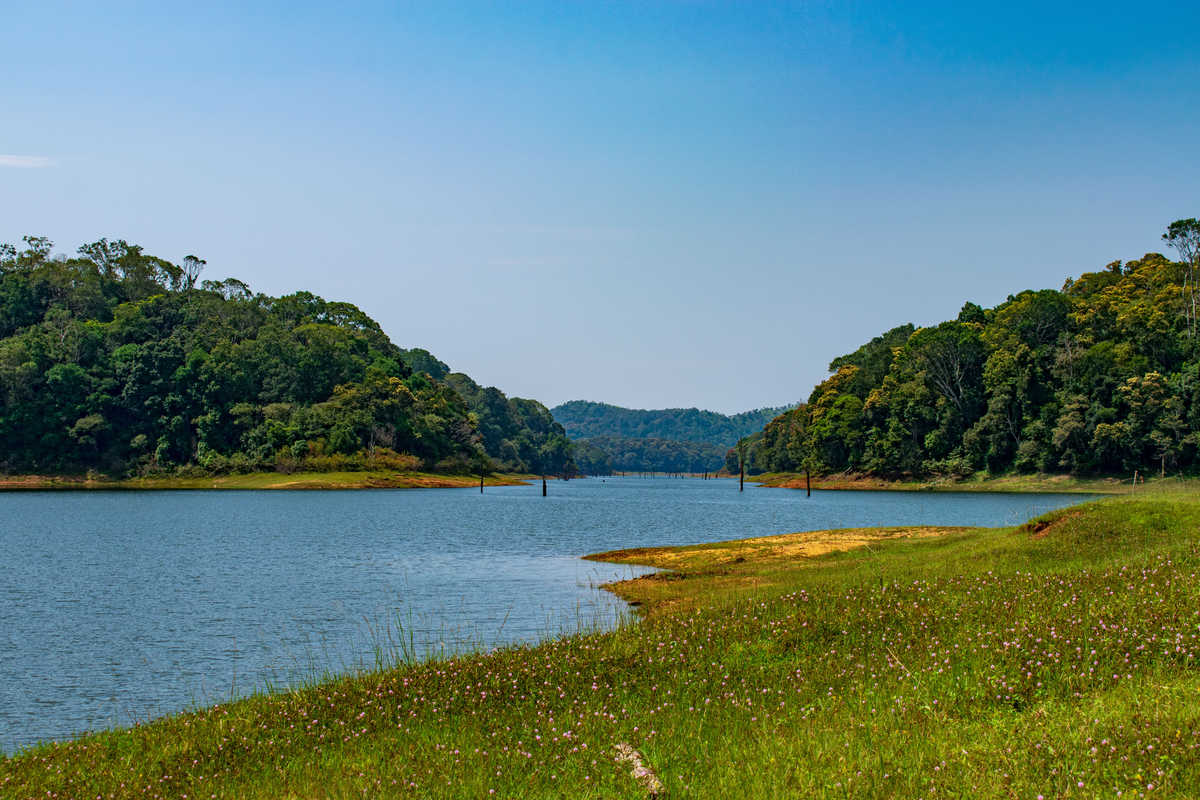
0, 477, 1094, 753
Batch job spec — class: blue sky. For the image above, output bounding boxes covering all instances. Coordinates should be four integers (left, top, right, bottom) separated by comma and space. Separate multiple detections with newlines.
3, 1, 1198, 413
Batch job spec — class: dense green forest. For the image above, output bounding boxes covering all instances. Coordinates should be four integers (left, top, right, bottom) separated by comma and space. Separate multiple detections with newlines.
732, 219, 1200, 479
551, 400, 792, 447
570, 435, 726, 474
0, 236, 573, 477
551, 401, 790, 475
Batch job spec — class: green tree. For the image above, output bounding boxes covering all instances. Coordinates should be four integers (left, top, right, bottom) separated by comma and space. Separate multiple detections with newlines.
1163, 218, 1200, 340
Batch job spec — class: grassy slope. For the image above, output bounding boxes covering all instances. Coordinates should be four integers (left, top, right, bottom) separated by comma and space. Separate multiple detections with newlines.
0, 472, 534, 491
5, 485, 1200, 797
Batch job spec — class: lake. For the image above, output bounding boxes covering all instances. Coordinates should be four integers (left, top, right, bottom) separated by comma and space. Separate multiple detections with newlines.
0, 477, 1094, 753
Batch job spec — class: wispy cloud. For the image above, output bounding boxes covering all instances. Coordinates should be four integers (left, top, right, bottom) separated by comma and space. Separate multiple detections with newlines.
0, 155, 55, 168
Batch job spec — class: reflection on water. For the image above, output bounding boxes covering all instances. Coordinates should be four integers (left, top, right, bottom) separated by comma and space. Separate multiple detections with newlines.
0, 477, 1093, 751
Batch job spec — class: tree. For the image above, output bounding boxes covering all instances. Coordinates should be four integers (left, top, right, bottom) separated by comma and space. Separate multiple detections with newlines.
78, 238, 127, 278
181, 255, 206, 289
1163, 218, 1200, 339
900, 321, 986, 423
21, 235, 53, 265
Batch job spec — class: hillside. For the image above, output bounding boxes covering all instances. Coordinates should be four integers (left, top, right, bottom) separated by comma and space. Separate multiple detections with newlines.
552, 399, 793, 473
0, 236, 572, 477
552, 400, 792, 447
573, 434, 726, 474
735, 218, 1200, 480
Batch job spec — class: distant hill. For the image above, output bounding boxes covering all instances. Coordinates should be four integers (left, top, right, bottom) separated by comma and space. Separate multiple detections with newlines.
572, 435, 727, 474
551, 401, 794, 450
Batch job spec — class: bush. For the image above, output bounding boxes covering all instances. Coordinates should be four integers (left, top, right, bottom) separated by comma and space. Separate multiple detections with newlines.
922, 452, 975, 479
432, 454, 477, 474
363, 448, 422, 472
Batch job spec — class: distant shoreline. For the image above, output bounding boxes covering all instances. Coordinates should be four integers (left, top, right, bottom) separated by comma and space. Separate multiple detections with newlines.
744, 470, 1141, 494
0, 470, 1158, 493
0, 471, 537, 491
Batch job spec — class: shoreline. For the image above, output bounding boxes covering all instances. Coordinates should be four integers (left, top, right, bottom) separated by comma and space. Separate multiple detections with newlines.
0, 470, 537, 491
745, 470, 1141, 494
0, 469, 1162, 493
3, 519, 964, 755
585, 524, 971, 617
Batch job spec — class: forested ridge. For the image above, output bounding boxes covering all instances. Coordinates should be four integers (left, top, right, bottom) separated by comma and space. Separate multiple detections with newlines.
0, 236, 573, 477
552, 400, 791, 447
551, 401, 791, 474
568, 435, 727, 475
733, 219, 1200, 480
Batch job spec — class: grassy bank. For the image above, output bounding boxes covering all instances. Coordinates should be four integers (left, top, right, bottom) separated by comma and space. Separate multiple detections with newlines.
0, 471, 535, 491
6, 487, 1200, 797
749, 470, 1145, 494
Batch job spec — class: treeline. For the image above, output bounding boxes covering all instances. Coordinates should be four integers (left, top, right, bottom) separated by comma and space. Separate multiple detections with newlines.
570, 435, 726, 475
0, 236, 573, 477
734, 220, 1200, 479
551, 400, 793, 449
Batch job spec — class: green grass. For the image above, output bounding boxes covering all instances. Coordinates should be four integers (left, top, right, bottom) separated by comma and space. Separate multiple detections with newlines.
5, 484, 1200, 797
0, 471, 535, 491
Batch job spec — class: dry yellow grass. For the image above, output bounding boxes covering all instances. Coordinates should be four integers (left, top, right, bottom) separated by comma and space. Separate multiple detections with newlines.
586, 525, 967, 616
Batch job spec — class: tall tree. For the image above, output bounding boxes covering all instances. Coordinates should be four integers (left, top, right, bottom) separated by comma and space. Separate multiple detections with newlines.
1164, 218, 1200, 340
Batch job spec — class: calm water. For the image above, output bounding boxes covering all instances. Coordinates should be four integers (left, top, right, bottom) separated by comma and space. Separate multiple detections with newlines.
0, 477, 1093, 752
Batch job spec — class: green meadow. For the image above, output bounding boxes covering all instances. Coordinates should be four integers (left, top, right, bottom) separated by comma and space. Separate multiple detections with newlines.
5, 483, 1200, 798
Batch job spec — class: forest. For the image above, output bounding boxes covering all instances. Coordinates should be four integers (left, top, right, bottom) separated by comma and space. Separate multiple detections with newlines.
568, 434, 726, 474
551, 400, 791, 448
0, 237, 574, 477
552, 400, 789, 474
732, 219, 1200, 480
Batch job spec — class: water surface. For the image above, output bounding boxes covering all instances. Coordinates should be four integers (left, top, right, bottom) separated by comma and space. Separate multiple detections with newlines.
0, 477, 1094, 752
